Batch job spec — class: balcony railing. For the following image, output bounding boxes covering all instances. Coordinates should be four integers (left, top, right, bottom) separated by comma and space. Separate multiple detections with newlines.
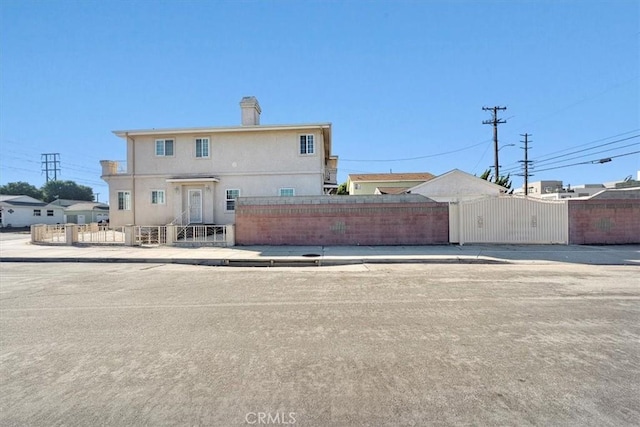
324, 168, 337, 184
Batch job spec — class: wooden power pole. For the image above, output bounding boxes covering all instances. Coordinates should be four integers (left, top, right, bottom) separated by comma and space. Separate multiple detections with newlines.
482, 106, 507, 182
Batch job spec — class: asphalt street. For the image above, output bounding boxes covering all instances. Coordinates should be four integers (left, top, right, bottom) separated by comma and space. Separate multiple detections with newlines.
1, 263, 639, 426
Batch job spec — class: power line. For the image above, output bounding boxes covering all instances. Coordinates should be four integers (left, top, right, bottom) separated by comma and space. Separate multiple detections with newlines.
340, 139, 491, 162
529, 134, 639, 165
531, 150, 640, 173
500, 129, 639, 171
500, 133, 640, 174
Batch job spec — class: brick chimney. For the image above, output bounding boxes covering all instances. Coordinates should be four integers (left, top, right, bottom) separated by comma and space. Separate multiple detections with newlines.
240, 96, 261, 126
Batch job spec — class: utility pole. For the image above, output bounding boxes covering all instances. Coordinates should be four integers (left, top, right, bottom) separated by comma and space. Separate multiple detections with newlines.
95, 193, 100, 203
482, 106, 507, 182
518, 133, 533, 195
41, 153, 61, 182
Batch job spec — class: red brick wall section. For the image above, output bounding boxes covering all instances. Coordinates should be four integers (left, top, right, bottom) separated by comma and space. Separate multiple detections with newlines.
235, 202, 449, 245
568, 199, 640, 244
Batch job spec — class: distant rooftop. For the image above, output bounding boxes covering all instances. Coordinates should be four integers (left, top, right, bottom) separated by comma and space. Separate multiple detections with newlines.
349, 172, 436, 182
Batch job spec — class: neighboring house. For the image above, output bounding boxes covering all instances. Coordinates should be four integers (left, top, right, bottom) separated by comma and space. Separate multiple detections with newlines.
49, 199, 110, 224
347, 172, 435, 195
66, 203, 109, 224
101, 97, 338, 227
406, 169, 507, 202
0, 195, 64, 228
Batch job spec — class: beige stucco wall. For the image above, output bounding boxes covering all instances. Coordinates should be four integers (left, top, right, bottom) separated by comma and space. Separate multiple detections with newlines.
349, 180, 426, 195
105, 128, 328, 226
127, 129, 324, 176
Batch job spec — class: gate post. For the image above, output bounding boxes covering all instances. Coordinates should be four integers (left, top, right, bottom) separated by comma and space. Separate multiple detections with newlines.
226, 225, 235, 246
124, 224, 136, 246
165, 224, 176, 246
65, 224, 77, 246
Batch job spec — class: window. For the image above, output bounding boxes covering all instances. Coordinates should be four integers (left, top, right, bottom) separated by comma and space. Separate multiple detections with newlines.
226, 189, 240, 211
195, 137, 209, 158
299, 134, 314, 155
155, 139, 174, 157
151, 190, 165, 205
47, 210, 54, 216
33, 209, 41, 216
279, 188, 295, 197
118, 191, 131, 210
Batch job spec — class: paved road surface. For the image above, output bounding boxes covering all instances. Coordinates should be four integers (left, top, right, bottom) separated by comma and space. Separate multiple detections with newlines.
1, 263, 639, 426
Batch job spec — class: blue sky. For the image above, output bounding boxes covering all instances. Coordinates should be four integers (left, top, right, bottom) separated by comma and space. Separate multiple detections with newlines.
1, 0, 638, 200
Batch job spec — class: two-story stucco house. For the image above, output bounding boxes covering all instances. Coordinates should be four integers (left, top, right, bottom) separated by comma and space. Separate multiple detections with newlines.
101, 97, 338, 227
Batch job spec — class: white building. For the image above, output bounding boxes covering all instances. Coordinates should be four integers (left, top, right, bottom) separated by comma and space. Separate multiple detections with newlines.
0, 195, 65, 228
406, 169, 507, 202
101, 97, 338, 226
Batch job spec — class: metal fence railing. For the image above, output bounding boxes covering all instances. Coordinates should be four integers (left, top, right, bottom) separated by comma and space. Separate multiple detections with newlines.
174, 225, 227, 244
76, 224, 126, 244
31, 224, 234, 247
135, 226, 167, 245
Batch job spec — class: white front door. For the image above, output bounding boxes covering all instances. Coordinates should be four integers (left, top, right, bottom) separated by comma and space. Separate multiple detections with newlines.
188, 189, 203, 223
77, 214, 86, 225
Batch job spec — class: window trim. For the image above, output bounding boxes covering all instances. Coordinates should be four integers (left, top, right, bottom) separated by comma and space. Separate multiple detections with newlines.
279, 188, 295, 197
150, 190, 166, 205
155, 138, 175, 157
299, 134, 315, 155
117, 191, 132, 211
225, 189, 240, 212
195, 137, 210, 159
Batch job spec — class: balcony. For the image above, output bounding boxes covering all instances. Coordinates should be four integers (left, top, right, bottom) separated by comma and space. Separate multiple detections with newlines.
100, 160, 128, 176
324, 168, 337, 185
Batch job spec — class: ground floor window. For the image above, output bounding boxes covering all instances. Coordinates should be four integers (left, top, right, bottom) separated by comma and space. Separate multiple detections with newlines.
118, 191, 131, 210
151, 190, 165, 205
47, 210, 54, 216
33, 209, 41, 216
226, 189, 240, 211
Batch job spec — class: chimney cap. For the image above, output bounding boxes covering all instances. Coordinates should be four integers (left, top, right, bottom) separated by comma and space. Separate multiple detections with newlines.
239, 96, 261, 113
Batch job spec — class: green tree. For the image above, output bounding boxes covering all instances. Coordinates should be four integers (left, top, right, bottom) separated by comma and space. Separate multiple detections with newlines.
0, 181, 44, 200
41, 180, 94, 202
336, 182, 349, 195
479, 168, 512, 190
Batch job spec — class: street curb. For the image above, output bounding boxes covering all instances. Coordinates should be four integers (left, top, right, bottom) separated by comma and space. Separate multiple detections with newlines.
0, 257, 509, 267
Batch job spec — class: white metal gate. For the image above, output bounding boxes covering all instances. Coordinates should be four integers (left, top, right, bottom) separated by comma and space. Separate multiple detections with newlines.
452, 196, 568, 244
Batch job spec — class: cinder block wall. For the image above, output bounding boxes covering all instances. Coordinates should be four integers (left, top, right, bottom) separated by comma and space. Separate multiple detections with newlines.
568, 199, 640, 244
235, 195, 449, 245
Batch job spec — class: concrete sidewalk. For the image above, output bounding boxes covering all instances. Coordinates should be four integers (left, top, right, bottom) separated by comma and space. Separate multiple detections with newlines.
1, 233, 639, 266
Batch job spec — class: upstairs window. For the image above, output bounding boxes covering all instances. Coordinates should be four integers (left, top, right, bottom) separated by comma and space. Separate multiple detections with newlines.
279, 188, 295, 197
299, 134, 315, 155
151, 190, 165, 205
195, 138, 210, 158
226, 189, 240, 211
155, 139, 174, 157
118, 191, 131, 210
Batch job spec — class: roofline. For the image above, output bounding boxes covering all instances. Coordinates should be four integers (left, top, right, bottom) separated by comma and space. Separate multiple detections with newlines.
405, 168, 507, 192
347, 175, 435, 183
113, 123, 332, 138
